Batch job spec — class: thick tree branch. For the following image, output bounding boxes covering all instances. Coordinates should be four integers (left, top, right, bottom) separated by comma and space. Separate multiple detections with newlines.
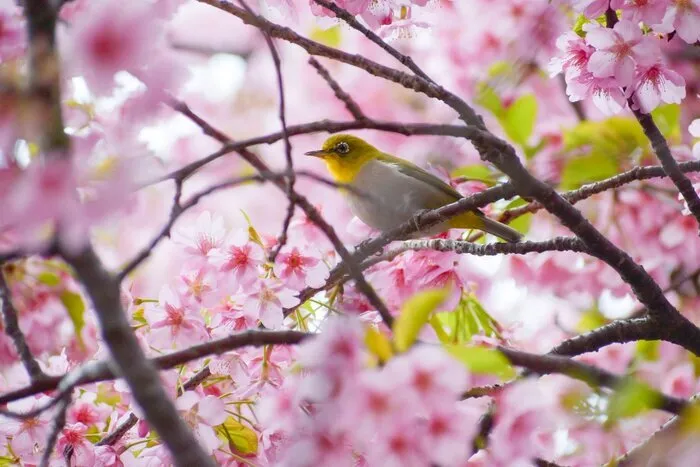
499, 346, 688, 415
63, 247, 216, 467
22, 0, 68, 153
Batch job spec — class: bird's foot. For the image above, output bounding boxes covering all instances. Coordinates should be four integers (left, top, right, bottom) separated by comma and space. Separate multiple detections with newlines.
411, 209, 432, 233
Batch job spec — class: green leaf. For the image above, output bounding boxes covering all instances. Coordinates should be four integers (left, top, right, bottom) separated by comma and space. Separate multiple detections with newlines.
435, 293, 502, 344
393, 288, 449, 352
635, 340, 660, 361
60, 291, 86, 347
651, 104, 681, 140
562, 117, 647, 163
216, 416, 258, 456
679, 404, 700, 433
577, 307, 609, 333
560, 151, 619, 190
37, 272, 60, 286
475, 82, 503, 116
309, 25, 341, 48
445, 344, 516, 379
239, 210, 264, 248
573, 14, 589, 37
501, 94, 537, 147
607, 380, 661, 421
451, 165, 496, 185
429, 316, 451, 344
365, 326, 393, 363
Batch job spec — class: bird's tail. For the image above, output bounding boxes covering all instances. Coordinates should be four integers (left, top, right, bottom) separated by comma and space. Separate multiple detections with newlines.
479, 216, 522, 243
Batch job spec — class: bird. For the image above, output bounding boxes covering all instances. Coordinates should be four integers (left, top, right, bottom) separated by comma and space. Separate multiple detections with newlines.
305, 134, 522, 243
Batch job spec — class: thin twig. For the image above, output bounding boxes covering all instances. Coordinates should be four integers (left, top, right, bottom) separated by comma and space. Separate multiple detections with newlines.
96, 413, 139, 447
38, 392, 71, 467
237, 0, 295, 263
398, 236, 587, 256
312, 0, 435, 84
0, 265, 47, 382
308, 57, 366, 120
119, 174, 272, 280
632, 108, 700, 227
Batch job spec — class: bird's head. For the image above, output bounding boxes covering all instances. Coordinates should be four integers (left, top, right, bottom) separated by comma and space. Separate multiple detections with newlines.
305, 134, 379, 183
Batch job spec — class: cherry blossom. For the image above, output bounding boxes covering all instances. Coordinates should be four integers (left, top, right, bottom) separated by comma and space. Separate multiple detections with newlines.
630, 61, 686, 112
586, 20, 659, 86
145, 285, 209, 349
242, 278, 299, 329
175, 391, 227, 455
273, 246, 329, 289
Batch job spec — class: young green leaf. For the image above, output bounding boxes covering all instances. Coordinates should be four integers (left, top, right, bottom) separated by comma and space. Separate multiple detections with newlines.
444, 344, 516, 379
393, 288, 448, 352
216, 416, 259, 456
60, 291, 86, 347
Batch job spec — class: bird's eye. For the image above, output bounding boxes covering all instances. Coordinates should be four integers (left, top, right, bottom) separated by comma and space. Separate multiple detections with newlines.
335, 142, 350, 154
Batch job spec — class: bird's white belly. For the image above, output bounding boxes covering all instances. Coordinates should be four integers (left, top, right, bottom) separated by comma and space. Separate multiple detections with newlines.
347, 159, 447, 233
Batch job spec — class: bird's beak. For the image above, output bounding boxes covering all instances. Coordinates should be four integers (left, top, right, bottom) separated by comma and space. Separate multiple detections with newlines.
305, 149, 327, 158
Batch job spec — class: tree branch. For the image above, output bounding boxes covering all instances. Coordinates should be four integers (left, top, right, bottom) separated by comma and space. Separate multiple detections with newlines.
63, 247, 216, 467
499, 346, 688, 415
0, 329, 312, 406
632, 108, 700, 227
312, 0, 435, 83
398, 236, 587, 256
308, 57, 366, 120
0, 264, 47, 382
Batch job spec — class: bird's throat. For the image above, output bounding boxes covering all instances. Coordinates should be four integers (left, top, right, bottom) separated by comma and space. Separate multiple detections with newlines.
324, 158, 362, 184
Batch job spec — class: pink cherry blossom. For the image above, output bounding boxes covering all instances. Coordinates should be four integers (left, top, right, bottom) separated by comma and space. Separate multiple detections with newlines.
242, 278, 299, 329
273, 246, 329, 289
175, 391, 227, 454
548, 32, 594, 80
94, 445, 124, 467
572, 0, 622, 18
209, 230, 265, 289
57, 423, 96, 466
63, 2, 176, 95
145, 285, 209, 349
663, 0, 700, 43
386, 345, 471, 409
568, 71, 628, 114
177, 266, 220, 308
630, 62, 686, 113
689, 118, 700, 158
0, 396, 52, 456
586, 20, 659, 86
173, 211, 227, 270
619, 0, 669, 24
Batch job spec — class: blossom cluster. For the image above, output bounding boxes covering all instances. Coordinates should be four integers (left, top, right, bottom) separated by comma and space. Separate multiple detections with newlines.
550, 0, 699, 114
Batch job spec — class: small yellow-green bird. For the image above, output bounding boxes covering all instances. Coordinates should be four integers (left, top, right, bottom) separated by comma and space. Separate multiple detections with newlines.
305, 134, 522, 243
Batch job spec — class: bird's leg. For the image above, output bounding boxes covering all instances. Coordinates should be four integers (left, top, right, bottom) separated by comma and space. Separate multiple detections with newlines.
411, 209, 432, 234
